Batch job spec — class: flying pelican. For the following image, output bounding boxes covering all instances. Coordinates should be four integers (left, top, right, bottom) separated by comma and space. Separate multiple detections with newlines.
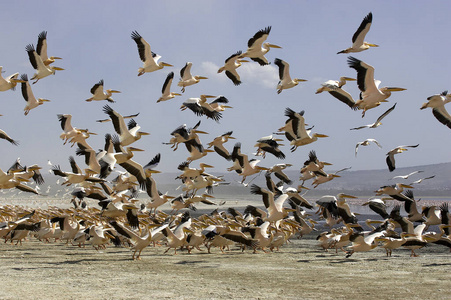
57, 114, 93, 146
35, 31, 62, 66
177, 62, 208, 93
347, 56, 406, 117
391, 170, 424, 180
273, 58, 307, 94
157, 72, 181, 102
301, 150, 331, 177
254, 135, 285, 159
315, 77, 356, 109
409, 175, 436, 185
238, 26, 281, 66
375, 183, 415, 202
180, 95, 226, 122
131, 30, 173, 76
19, 74, 50, 115
218, 50, 248, 85
250, 184, 290, 223
0, 66, 23, 91
312, 167, 351, 189
164, 121, 207, 151
355, 138, 382, 157
350, 103, 397, 130
0, 129, 19, 146
268, 163, 293, 185
337, 12, 378, 54
207, 131, 235, 160
86, 79, 121, 103
50, 156, 104, 186
386, 144, 419, 172
102, 105, 150, 146
420, 90, 451, 129
25, 44, 64, 84
228, 142, 269, 183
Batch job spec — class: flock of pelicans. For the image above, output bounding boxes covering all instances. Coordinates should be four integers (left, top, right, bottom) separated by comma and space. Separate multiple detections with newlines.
0, 12, 450, 260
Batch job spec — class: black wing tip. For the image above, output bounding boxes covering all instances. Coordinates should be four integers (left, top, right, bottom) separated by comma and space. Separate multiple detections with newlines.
25, 44, 35, 52
131, 30, 141, 40
38, 31, 48, 39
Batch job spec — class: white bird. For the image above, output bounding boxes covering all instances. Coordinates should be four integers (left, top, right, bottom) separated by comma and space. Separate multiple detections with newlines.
181, 95, 228, 122
350, 103, 397, 130
409, 175, 436, 185
391, 171, 424, 180
157, 72, 181, 102
315, 77, 356, 109
19, 74, 50, 115
131, 30, 173, 76
420, 90, 451, 129
386, 144, 419, 172
86, 79, 120, 103
177, 62, 208, 93
238, 26, 281, 66
273, 58, 307, 94
218, 50, 248, 86
102, 105, 150, 146
0, 66, 23, 92
35, 31, 62, 66
337, 12, 378, 54
25, 44, 64, 84
0, 129, 19, 146
347, 56, 405, 117
355, 138, 382, 157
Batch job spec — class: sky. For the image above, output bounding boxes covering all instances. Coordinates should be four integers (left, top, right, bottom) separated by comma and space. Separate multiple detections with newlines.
0, 1, 450, 182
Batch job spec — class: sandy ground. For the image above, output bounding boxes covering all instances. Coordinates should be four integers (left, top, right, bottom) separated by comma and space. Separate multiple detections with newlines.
0, 233, 450, 300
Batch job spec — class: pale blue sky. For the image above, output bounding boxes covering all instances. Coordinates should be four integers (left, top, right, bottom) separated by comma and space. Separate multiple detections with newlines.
0, 1, 450, 178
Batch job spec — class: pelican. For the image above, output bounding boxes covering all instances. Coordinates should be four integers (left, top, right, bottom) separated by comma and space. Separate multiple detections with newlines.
254, 135, 285, 159
25, 44, 64, 84
350, 103, 397, 130
57, 114, 89, 146
250, 184, 289, 223
238, 26, 281, 66
35, 31, 62, 66
218, 50, 248, 85
131, 30, 173, 76
274, 58, 307, 94
347, 56, 406, 117
315, 77, 356, 109
386, 144, 419, 172
375, 183, 415, 202
355, 138, 382, 157
312, 167, 351, 189
228, 142, 269, 183
50, 156, 105, 186
268, 163, 293, 185
391, 170, 424, 180
165, 121, 208, 151
337, 12, 378, 54
0, 129, 19, 146
300, 150, 331, 177
157, 72, 181, 102
207, 131, 235, 160
19, 74, 50, 115
102, 105, 150, 146
86, 79, 120, 103
180, 95, 226, 122
177, 62, 208, 93
420, 90, 451, 129
345, 230, 385, 258
376, 232, 416, 257
0, 66, 23, 91
409, 175, 436, 185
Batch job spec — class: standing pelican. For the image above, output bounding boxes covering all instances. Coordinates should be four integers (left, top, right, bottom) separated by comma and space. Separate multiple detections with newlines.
315, 77, 356, 109
355, 138, 382, 157
102, 105, 150, 146
0, 66, 23, 91
238, 26, 281, 66
218, 50, 248, 86
420, 91, 451, 129
347, 56, 405, 117
25, 44, 64, 84
36, 31, 62, 66
337, 12, 378, 54
274, 58, 307, 94
157, 72, 181, 102
19, 74, 50, 115
177, 62, 208, 93
86, 79, 120, 103
350, 103, 397, 130
386, 144, 419, 172
131, 30, 173, 76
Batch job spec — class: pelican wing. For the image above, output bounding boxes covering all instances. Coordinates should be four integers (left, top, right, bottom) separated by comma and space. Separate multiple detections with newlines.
131, 31, 151, 63
328, 90, 356, 109
347, 56, 377, 94
247, 26, 270, 48
36, 31, 49, 62
432, 106, 451, 129
352, 12, 373, 47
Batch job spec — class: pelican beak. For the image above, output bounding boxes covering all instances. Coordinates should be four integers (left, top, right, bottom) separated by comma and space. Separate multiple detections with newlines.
139, 132, 150, 136
343, 77, 356, 81
222, 105, 233, 108
268, 44, 282, 49
146, 169, 161, 174
192, 130, 208, 134
52, 67, 65, 71
173, 93, 182, 96
315, 134, 329, 138
228, 136, 236, 139
297, 185, 310, 190
332, 174, 341, 178
400, 184, 414, 189
367, 43, 379, 47
202, 164, 214, 168
256, 166, 270, 171
238, 59, 249, 63
51, 57, 63, 60
40, 99, 51, 102
110, 90, 121, 93
197, 76, 208, 80
162, 62, 173, 67
386, 87, 406, 92
420, 103, 428, 110
342, 194, 357, 199
129, 147, 144, 152
322, 162, 333, 166
10, 78, 26, 83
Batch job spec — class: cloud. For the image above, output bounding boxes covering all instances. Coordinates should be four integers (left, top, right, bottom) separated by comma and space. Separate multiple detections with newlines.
239, 63, 278, 89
